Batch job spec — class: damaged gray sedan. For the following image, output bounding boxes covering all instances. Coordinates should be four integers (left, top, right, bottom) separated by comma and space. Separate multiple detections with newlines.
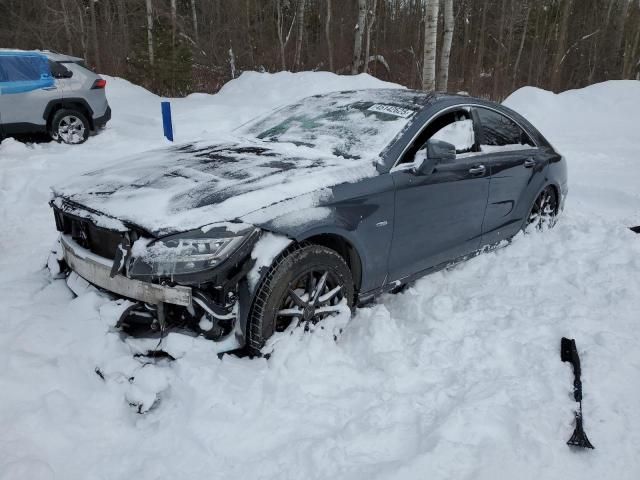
49, 89, 567, 355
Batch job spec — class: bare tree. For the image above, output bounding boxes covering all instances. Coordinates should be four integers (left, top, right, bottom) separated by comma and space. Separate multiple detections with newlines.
551, 0, 573, 91
190, 0, 198, 43
276, 0, 296, 70
88, 0, 101, 70
145, 0, 154, 66
422, 0, 439, 90
363, 0, 378, 74
2, 0, 637, 98
352, 0, 367, 74
437, 0, 454, 91
512, 1, 531, 91
293, 0, 306, 71
326, 0, 334, 71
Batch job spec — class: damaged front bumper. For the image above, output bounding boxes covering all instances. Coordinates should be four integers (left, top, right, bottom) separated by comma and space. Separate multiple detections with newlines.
59, 234, 193, 306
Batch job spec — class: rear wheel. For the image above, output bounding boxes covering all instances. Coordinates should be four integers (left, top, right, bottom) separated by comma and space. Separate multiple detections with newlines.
247, 244, 354, 356
527, 186, 558, 230
50, 109, 90, 145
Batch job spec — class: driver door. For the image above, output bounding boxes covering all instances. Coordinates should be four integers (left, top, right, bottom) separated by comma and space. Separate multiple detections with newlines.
388, 108, 490, 282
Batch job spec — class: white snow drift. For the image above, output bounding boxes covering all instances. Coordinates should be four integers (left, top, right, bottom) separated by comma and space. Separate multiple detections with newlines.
0, 73, 639, 480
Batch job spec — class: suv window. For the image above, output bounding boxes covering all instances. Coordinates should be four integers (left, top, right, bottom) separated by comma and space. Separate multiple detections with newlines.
49, 60, 71, 79
476, 107, 534, 151
398, 108, 476, 165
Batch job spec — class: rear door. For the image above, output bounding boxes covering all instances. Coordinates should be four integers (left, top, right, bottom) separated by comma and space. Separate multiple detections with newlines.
472, 106, 543, 245
388, 107, 490, 282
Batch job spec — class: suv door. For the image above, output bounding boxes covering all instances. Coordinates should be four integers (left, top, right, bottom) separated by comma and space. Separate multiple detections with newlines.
387, 107, 490, 282
0, 54, 63, 132
472, 106, 543, 244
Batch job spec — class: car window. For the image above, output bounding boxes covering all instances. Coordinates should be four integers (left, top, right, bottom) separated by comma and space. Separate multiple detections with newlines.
398, 108, 476, 165
49, 60, 71, 79
0, 55, 46, 82
476, 107, 535, 152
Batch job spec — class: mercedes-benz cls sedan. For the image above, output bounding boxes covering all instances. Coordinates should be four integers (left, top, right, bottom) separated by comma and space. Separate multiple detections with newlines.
49, 89, 567, 355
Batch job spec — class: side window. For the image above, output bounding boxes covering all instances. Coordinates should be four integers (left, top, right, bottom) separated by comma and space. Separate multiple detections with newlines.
49, 60, 71, 79
398, 109, 476, 165
476, 107, 535, 151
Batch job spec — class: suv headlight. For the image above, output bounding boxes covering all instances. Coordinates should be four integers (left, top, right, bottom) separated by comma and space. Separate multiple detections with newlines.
128, 224, 258, 279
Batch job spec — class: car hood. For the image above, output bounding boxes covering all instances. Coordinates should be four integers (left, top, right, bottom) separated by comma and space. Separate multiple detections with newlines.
51, 137, 377, 237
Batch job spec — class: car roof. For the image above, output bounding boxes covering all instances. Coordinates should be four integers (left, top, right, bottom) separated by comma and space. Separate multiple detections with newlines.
308, 88, 490, 112
0, 48, 84, 63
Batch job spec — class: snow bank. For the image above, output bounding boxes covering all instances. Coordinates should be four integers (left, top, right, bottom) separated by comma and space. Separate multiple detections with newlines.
1, 74, 640, 480
504, 80, 640, 224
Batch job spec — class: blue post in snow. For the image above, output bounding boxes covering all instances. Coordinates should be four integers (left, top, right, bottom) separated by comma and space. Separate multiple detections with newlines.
161, 101, 174, 141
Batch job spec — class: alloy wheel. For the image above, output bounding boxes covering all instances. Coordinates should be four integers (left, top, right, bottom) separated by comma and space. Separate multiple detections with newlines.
56, 115, 86, 144
528, 187, 558, 230
276, 269, 345, 331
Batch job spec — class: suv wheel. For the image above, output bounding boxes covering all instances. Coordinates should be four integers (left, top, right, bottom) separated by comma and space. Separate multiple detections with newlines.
247, 244, 355, 356
50, 109, 90, 145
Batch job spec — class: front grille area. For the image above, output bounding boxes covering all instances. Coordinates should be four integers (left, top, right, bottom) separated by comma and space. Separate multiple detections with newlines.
53, 208, 124, 260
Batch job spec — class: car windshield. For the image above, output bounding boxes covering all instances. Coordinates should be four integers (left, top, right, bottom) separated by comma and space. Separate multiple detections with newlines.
240, 90, 425, 159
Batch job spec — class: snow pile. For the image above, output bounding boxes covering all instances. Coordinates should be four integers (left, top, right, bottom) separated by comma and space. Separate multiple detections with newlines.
1, 74, 640, 479
505, 80, 640, 225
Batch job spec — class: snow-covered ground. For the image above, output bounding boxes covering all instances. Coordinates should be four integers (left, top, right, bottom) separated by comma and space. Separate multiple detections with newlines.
0, 73, 639, 480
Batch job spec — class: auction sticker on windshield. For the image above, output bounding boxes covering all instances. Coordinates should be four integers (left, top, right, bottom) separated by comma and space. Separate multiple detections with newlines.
367, 104, 415, 118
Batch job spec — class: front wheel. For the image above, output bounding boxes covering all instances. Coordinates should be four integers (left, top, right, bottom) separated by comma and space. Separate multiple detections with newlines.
247, 244, 354, 356
527, 186, 558, 230
50, 109, 90, 145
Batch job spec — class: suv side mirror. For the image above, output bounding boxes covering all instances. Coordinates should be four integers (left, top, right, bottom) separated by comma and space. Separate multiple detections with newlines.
413, 139, 456, 175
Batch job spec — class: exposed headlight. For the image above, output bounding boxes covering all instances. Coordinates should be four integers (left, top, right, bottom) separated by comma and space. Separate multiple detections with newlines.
128, 225, 258, 279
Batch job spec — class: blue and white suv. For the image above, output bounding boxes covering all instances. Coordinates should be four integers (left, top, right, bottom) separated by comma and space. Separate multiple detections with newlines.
0, 50, 110, 144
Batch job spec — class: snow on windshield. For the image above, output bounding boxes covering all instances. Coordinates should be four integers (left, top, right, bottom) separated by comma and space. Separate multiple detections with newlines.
241, 90, 425, 159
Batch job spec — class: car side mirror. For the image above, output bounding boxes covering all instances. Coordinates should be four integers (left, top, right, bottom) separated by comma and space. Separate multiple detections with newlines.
412, 139, 456, 175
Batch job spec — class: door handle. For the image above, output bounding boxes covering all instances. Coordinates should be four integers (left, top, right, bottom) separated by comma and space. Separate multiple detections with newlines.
524, 158, 537, 168
468, 165, 486, 175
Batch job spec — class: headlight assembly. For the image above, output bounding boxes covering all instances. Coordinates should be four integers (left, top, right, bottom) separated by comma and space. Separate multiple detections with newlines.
128, 225, 258, 279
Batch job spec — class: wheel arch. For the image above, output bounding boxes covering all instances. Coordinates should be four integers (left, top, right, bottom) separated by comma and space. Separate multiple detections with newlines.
299, 232, 363, 293
44, 98, 95, 131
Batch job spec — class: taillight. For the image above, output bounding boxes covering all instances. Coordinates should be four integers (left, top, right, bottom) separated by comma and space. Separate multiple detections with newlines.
91, 78, 107, 89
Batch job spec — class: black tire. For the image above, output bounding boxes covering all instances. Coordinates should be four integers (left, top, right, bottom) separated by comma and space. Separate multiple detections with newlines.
247, 243, 355, 356
527, 185, 558, 230
50, 109, 90, 145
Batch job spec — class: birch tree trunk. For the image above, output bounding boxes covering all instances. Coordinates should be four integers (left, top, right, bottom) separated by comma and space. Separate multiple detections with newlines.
363, 0, 378, 74
352, 0, 367, 74
145, 0, 154, 66
326, 0, 334, 71
421, 0, 439, 91
293, 0, 306, 71
437, 0, 454, 91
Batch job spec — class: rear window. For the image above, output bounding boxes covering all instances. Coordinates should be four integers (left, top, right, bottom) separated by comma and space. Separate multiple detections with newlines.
476, 107, 535, 149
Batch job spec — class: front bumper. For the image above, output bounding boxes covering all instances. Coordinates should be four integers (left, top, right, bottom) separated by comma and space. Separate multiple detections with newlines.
60, 234, 192, 306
